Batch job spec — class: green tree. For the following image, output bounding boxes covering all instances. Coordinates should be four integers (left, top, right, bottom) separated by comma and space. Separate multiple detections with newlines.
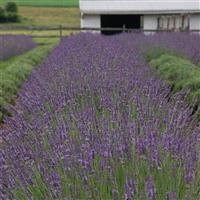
0, 6, 6, 22
5, 2, 18, 13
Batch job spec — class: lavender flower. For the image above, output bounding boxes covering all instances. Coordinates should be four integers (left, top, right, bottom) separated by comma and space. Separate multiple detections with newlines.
0, 35, 36, 60
145, 176, 156, 200
1, 33, 199, 199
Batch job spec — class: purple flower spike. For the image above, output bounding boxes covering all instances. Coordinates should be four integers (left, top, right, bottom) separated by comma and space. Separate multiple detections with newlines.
145, 176, 156, 200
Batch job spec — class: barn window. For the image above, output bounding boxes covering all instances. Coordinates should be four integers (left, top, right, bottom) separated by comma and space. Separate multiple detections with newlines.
182, 15, 190, 30
163, 17, 168, 30
173, 16, 176, 30
169, 17, 174, 30
101, 15, 142, 35
157, 14, 190, 31
157, 17, 163, 29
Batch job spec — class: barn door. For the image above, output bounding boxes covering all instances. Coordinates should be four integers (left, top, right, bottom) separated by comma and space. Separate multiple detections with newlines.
101, 15, 141, 35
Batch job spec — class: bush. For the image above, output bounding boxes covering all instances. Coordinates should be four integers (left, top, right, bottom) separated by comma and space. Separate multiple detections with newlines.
5, 2, 18, 13
0, 2, 20, 23
6, 12, 20, 22
149, 54, 200, 120
143, 45, 184, 63
0, 6, 6, 22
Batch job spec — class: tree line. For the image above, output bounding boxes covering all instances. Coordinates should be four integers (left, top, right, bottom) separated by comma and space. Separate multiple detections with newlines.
0, 2, 20, 23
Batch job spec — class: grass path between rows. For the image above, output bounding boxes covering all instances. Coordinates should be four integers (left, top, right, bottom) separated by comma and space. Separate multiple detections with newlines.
0, 38, 58, 122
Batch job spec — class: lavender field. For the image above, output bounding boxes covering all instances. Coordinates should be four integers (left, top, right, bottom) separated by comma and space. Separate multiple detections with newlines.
0, 35, 36, 60
1, 33, 200, 199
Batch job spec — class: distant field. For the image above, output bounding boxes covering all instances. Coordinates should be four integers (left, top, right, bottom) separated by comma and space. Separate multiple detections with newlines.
0, 30, 80, 37
0, 6, 80, 27
0, 6, 80, 34
0, 0, 79, 7
18, 6, 80, 26
0, 6, 80, 36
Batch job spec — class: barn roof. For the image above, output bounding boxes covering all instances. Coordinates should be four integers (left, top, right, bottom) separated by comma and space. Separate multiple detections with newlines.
80, 0, 200, 14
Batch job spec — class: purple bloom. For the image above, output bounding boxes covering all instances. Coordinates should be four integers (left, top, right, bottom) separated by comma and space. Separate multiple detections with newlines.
0, 35, 36, 60
172, 192, 178, 200
1, 33, 199, 199
145, 176, 156, 200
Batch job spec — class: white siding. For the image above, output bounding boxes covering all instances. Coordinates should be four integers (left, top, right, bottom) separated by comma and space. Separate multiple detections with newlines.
80, 0, 200, 14
81, 15, 101, 32
143, 15, 157, 30
80, 0, 200, 32
190, 14, 200, 30
176, 16, 182, 29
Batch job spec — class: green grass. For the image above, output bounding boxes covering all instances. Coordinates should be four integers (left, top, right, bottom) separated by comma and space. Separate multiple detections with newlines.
0, 29, 80, 37
0, 6, 80, 27
0, 0, 79, 7
0, 38, 58, 122
0, 5, 80, 37
148, 53, 200, 119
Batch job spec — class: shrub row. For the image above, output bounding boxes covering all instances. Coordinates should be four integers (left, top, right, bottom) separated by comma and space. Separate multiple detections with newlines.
0, 43, 56, 122
148, 51, 200, 120
142, 33, 200, 119
143, 33, 200, 66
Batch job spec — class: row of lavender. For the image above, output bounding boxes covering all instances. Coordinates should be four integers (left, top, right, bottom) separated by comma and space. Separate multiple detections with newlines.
1, 33, 200, 199
144, 32, 200, 66
0, 35, 36, 60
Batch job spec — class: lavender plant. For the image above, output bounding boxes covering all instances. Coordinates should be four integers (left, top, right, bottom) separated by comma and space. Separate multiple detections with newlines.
142, 32, 200, 66
0, 35, 36, 60
1, 33, 200, 199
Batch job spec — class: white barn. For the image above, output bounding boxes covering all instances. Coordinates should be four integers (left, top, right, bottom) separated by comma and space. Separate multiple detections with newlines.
80, 0, 200, 34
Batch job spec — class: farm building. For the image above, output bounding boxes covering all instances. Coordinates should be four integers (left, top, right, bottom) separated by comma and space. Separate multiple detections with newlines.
79, 0, 200, 34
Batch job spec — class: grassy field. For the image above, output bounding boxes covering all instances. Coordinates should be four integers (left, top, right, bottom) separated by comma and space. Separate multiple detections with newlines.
0, 6, 80, 36
0, 30, 80, 36
0, 6, 80, 27
19, 6, 80, 26
0, 0, 79, 7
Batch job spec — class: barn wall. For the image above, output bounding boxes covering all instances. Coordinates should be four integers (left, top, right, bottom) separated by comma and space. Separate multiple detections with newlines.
81, 14, 200, 33
81, 14, 101, 31
143, 14, 200, 32
143, 15, 157, 33
80, 0, 199, 14
190, 14, 200, 31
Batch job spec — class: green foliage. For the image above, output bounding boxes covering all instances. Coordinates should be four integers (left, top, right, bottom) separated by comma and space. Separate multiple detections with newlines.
0, 41, 56, 122
149, 53, 200, 119
0, 6, 6, 22
6, 11, 20, 22
5, 2, 18, 12
144, 45, 185, 63
0, 1, 20, 22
